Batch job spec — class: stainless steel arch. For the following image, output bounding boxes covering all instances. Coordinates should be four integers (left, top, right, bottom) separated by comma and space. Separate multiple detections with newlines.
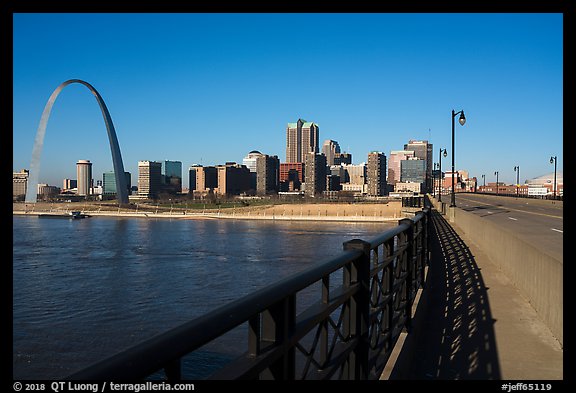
25, 79, 129, 205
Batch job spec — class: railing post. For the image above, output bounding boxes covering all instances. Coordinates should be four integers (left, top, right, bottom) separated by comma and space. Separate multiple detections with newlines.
260, 295, 296, 380
343, 239, 371, 380
398, 218, 414, 333
248, 315, 261, 358
320, 275, 329, 369
164, 359, 181, 380
423, 209, 430, 287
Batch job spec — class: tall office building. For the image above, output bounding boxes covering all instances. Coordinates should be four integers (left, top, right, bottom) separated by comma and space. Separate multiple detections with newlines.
334, 152, 352, 165
279, 162, 305, 191
242, 151, 263, 173
304, 152, 327, 197
400, 158, 426, 183
215, 163, 251, 196
326, 175, 341, 191
243, 150, 264, 191
342, 163, 366, 185
286, 118, 319, 163
13, 169, 29, 198
103, 171, 131, 196
321, 140, 341, 166
63, 178, 77, 190
330, 165, 346, 182
76, 159, 93, 196
103, 172, 116, 196
189, 165, 218, 193
138, 161, 162, 199
388, 150, 415, 186
404, 140, 433, 192
280, 163, 305, 183
188, 165, 199, 193
256, 154, 280, 195
367, 152, 387, 197
162, 160, 182, 193
37, 183, 59, 197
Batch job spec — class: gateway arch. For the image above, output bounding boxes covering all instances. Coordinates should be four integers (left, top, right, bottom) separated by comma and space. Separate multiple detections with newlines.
25, 79, 129, 205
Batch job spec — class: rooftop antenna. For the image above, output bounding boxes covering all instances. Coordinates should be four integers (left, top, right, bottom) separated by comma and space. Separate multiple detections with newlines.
428, 128, 431, 142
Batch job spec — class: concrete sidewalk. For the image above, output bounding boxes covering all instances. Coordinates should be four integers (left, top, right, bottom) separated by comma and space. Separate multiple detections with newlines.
397, 209, 562, 380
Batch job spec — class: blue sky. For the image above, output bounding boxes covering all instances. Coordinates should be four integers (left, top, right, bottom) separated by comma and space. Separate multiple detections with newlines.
13, 13, 563, 188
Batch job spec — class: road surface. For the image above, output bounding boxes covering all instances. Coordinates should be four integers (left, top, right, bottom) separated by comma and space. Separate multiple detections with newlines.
454, 193, 563, 262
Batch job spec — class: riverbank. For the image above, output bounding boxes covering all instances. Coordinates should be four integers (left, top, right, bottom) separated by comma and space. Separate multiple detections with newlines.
13, 201, 415, 222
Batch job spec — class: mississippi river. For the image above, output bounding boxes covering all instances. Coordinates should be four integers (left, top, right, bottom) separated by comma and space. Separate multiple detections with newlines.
13, 215, 393, 379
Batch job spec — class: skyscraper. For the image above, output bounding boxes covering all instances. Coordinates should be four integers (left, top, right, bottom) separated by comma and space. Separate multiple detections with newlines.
400, 158, 426, 183
256, 154, 280, 195
103, 171, 131, 196
13, 169, 29, 198
76, 159, 92, 196
279, 162, 305, 191
404, 140, 433, 192
215, 163, 251, 196
334, 152, 352, 165
138, 161, 162, 199
304, 152, 327, 197
243, 150, 264, 191
388, 150, 415, 186
189, 165, 218, 193
242, 150, 264, 173
342, 163, 366, 185
162, 160, 182, 193
188, 165, 200, 193
321, 140, 341, 166
103, 172, 116, 196
63, 178, 77, 190
286, 119, 319, 163
367, 152, 387, 197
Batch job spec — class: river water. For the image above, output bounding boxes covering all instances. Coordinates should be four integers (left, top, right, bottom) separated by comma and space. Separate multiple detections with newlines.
13, 215, 394, 380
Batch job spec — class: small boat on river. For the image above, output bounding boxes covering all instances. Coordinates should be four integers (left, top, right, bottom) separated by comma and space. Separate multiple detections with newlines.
38, 211, 91, 219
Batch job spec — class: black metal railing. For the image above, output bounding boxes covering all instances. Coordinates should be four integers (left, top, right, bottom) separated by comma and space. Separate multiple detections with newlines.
68, 208, 430, 380
402, 196, 424, 208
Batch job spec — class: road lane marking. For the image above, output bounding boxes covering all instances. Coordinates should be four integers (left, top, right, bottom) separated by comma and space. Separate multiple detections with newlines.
457, 196, 563, 219
551, 228, 563, 233
508, 217, 517, 221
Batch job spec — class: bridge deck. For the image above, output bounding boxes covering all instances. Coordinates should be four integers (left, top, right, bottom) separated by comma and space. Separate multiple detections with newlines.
397, 209, 562, 380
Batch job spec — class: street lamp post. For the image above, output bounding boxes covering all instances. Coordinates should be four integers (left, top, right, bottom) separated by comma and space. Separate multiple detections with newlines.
450, 109, 466, 207
514, 166, 520, 197
481, 174, 485, 192
550, 156, 557, 199
438, 148, 447, 202
433, 163, 439, 197
494, 171, 499, 195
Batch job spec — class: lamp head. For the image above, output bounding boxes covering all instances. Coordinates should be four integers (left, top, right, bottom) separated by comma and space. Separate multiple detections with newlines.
458, 111, 466, 126
550, 157, 554, 164
443, 150, 447, 158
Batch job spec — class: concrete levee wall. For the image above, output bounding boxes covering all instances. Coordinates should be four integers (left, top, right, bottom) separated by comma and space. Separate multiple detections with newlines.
431, 197, 563, 346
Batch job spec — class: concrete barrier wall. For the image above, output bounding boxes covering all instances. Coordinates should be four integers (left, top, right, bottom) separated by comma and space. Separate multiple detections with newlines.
430, 197, 563, 345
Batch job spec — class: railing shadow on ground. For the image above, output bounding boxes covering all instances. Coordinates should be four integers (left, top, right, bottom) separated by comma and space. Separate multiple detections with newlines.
403, 209, 501, 379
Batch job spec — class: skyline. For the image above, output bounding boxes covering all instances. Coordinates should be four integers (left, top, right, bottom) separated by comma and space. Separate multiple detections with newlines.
13, 13, 563, 188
